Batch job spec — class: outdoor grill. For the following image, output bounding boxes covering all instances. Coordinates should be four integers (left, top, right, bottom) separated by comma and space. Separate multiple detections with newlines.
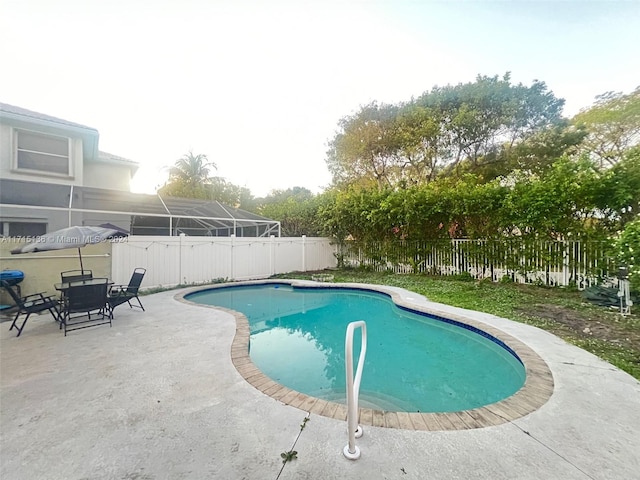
0, 269, 24, 287
1, 269, 25, 310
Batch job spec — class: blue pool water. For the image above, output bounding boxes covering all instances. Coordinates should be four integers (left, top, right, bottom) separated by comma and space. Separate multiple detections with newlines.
186, 284, 526, 412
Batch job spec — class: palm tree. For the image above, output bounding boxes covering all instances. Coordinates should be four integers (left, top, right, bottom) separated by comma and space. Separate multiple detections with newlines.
168, 151, 216, 189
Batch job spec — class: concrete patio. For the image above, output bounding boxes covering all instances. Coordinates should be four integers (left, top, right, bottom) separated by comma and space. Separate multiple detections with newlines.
1, 283, 639, 480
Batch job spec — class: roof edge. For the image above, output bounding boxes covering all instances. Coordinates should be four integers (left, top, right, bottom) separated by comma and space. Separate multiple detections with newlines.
0, 102, 99, 134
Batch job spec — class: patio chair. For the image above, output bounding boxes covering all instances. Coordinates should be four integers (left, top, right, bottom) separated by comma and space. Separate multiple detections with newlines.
61, 278, 111, 335
107, 268, 146, 314
60, 270, 93, 283
1, 280, 61, 337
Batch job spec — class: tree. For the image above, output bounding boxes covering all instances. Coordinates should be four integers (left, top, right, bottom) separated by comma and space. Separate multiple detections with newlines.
466, 121, 587, 181
392, 103, 446, 184
573, 87, 640, 168
257, 188, 322, 236
326, 74, 565, 189
326, 102, 402, 189
159, 151, 217, 198
426, 73, 565, 174
205, 177, 256, 211
590, 146, 640, 230
159, 151, 257, 210
615, 218, 640, 293
259, 187, 315, 205
501, 155, 603, 238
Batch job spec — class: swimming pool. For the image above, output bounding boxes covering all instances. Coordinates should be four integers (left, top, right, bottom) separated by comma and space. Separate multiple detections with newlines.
185, 282, 540, 415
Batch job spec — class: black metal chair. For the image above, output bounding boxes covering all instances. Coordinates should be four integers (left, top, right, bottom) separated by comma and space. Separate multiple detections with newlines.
1, 280, 61, 337
60, 270, 93, 283
62, 279, 111, 336
58, 270, 93, 310
108, 268, 146, 314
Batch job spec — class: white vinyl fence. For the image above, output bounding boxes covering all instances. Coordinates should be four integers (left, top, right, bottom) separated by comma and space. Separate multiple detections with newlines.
111, 235, 337, 289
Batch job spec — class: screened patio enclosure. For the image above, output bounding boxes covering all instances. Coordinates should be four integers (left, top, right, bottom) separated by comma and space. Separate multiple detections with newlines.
0, 179, 280, 237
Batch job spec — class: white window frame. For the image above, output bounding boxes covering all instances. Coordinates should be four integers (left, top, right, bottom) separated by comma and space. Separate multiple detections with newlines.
13, 128, 72, 178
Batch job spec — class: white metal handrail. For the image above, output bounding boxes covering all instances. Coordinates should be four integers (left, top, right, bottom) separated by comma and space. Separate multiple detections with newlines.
343, 320, 367, 460
619, 279, 633, 315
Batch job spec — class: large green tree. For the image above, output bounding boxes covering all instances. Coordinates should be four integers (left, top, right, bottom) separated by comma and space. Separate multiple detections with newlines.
326, 102, 402, 189
589, 146, 640, 230
424, 73, 564, 169
327, 73, 565, 189
257, 187, 322, 236
573, 87, 640, 168
205, 177, 257, 211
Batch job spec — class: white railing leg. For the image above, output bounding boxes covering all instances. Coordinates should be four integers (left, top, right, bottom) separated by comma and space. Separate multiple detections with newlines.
619, 279, 633, 315
343, 320, 367, 460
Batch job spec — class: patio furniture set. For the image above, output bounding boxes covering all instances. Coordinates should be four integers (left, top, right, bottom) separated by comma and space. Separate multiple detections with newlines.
1, 268, 146, 337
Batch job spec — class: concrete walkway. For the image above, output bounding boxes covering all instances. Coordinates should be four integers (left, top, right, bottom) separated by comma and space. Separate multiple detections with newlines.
1, 283, 639, 480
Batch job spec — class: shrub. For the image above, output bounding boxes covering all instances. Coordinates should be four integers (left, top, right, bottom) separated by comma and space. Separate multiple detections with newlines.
615, 218, 640, 293
451, 272, 475, 282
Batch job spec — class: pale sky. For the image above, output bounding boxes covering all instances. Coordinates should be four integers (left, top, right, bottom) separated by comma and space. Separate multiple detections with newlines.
1, 0, 638, 197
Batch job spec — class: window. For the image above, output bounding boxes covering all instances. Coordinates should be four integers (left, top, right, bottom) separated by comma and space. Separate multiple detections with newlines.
16, 130, 70, 175
2, 221, 47, 237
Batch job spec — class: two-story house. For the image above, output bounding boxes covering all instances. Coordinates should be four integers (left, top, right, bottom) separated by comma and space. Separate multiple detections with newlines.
0, 102, 139, 235
0, 103, 279, 237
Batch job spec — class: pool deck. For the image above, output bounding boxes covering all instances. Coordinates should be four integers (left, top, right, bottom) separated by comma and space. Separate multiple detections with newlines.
1, 281, 639, 479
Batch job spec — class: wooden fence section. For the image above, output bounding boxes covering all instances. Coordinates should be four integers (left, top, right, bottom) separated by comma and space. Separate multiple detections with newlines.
341, 239, 617, 288
111, 235, 337, 289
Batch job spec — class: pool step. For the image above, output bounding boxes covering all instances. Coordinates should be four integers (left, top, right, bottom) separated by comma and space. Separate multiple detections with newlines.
309, 389, 414, 412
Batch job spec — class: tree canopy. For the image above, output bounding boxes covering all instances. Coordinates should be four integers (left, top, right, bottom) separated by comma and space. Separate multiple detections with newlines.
159, 150, 256, 211
326, 74, 565, 189
257, 188, 324, 236
161, 150, 216, 197
573, 87, 640, 168
319, 76, 640, 245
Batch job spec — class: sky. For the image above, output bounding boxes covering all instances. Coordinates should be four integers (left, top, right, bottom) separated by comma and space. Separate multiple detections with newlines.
1, 0, 638, 197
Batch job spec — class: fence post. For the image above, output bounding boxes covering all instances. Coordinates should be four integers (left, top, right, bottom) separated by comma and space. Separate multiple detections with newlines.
230, 234, 235, 280
302, 235, 306, 272
270, 235, 275, 276
562, 240, 570, 287
179, 232, 185, 285
454, 239, 459, 275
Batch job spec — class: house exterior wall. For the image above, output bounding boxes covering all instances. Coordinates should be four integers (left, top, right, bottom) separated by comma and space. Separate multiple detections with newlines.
83, 162, 132, 191
0, 123, 12, 172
